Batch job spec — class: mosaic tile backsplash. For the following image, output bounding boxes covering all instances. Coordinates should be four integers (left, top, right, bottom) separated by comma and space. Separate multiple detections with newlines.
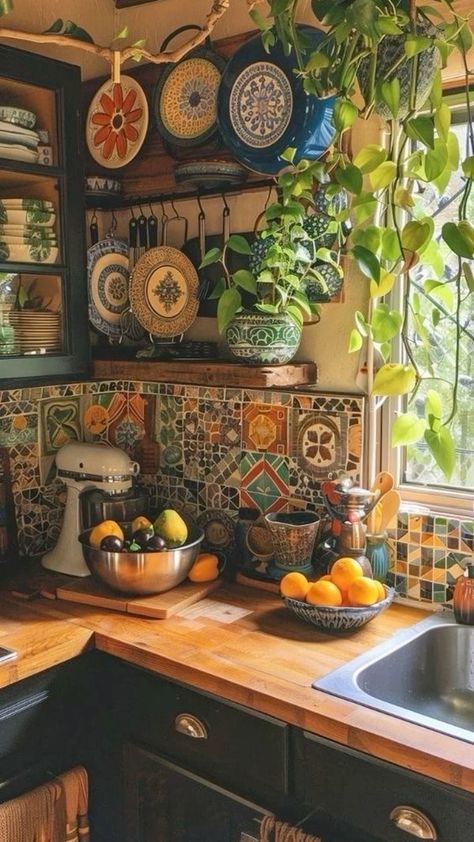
1, 379, 472, 605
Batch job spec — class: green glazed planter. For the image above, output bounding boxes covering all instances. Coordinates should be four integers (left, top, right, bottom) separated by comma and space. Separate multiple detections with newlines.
225, 311, 302, 365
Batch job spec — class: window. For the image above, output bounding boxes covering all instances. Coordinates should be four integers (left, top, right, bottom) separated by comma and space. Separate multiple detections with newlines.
382, 94, 474, 514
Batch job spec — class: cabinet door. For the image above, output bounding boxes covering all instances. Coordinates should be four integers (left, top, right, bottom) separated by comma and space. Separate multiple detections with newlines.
0, 43, 89, 384
294, 730, 474, 842
125, 743, 272, 842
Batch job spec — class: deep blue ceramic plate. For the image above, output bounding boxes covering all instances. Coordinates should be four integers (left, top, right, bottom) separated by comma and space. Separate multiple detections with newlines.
217, 26, 335, 175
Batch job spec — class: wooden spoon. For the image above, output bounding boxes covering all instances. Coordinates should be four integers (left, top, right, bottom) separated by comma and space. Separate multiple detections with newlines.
367, 501, 383, 535
378, 489, 402, 532
370, 471, 394, 498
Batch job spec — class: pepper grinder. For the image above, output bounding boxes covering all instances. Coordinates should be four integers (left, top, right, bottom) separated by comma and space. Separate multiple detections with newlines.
453, 561, 474, 625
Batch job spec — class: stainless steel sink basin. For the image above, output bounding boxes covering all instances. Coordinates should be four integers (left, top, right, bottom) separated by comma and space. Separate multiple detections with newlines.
313, 612, 474, 742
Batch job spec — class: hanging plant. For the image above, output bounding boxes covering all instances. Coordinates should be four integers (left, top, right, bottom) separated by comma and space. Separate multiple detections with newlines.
249, 0, 473, 481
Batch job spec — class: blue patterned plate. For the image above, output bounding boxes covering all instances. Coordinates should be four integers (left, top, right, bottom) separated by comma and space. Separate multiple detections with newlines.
217, 27, 335, 175
87, 238, 130, 339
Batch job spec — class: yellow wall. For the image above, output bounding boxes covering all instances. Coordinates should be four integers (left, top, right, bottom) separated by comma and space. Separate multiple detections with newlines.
1, 0, 374, 392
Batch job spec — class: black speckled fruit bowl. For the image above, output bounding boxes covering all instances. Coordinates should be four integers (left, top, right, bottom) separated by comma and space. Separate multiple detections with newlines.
283, 586, 395, 633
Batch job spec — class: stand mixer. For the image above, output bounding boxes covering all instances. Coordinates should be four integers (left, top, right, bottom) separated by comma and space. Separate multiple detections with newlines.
42, 442, 145, 576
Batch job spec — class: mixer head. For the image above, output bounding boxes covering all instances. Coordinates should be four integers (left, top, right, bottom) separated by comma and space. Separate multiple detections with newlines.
55, 441, 139, 495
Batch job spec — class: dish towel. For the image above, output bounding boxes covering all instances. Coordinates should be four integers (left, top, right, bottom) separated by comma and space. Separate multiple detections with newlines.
0, 765, 89, 842
259, 816, 322, 842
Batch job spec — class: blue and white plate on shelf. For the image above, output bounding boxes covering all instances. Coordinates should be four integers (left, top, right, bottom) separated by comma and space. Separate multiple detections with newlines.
87, 237, 130, 339
217, 26, 335, 175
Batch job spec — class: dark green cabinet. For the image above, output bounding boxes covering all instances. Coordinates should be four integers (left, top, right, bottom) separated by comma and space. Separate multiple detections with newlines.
0, 44, 89, 385
0, 654, 472, 842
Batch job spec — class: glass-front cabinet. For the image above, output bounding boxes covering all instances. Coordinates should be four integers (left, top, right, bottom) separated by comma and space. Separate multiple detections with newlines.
0, 44, 89, 384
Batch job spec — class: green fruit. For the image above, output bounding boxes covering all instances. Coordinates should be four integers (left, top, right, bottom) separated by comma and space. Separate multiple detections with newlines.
153, 509, 188, 548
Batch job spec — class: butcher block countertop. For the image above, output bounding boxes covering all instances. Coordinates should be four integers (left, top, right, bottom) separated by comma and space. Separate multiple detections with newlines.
0, 581, 472, 793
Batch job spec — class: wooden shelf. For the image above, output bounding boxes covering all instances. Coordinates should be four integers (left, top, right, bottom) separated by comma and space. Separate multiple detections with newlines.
92, 358, 318, 388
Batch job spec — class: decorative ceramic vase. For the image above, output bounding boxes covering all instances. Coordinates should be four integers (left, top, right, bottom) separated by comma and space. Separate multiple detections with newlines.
453, 562, 474, 625
264, 511, 321, 575
357, 20, 440, 121
224, 311, 302, 365
365, 533, 390, 583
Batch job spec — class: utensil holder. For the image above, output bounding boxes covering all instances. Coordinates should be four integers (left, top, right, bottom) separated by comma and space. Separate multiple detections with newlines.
264, 512, 320, 575
365, 533, 390, 583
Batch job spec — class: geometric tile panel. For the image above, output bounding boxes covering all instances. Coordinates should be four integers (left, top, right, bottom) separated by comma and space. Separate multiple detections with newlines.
387, 513, 474, 605
4, 376, 472, 607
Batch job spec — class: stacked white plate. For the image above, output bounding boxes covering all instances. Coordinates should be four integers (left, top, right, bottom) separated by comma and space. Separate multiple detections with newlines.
9, 311, 61, 353
0, 119, 40, 163
0, 198, 58, 263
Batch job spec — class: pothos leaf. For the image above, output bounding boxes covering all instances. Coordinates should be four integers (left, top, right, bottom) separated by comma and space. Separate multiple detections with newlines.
372, 363, 416, 396
217, 288, 242, 333
391, 413, 426, 447
226, 235, 252, 255
348, 329, 363, 353
424, 426, 455, 480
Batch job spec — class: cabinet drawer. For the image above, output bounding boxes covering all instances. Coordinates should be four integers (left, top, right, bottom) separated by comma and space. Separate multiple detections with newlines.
112, 662, 288, 802
294, 730, 473, 842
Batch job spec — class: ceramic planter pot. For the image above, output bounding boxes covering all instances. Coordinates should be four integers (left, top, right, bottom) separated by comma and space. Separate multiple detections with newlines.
224, 311, 302, 365
357, 20, 440, 121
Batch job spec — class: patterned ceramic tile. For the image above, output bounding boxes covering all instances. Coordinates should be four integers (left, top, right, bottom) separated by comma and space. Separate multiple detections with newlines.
240, 451, 289, 512
199, 482, 239, 512
287, 455, 324, 506
289, 410, 349, 479
0, 412, 37, 447
200, 398, 242, 448
40, 397, 81, 455
8, 443, 40, 492
242, 403, 288, 454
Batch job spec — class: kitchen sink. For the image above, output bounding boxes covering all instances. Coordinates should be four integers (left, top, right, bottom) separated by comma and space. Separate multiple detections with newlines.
313, 612, 474, 743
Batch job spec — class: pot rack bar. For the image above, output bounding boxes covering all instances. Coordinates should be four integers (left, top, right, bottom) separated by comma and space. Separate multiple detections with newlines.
85, 177, 275, 211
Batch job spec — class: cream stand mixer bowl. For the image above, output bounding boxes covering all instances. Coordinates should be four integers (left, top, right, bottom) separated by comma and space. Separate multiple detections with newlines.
42, 441, 141, 577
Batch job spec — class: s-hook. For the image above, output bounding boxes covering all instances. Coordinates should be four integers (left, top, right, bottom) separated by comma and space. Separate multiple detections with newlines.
89, 209, 99, 245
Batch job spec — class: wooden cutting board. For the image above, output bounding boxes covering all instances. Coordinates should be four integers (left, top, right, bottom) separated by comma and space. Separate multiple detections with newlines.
56, 576, 221, 619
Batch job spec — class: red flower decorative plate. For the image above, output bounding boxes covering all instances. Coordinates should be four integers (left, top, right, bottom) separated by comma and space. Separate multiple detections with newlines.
86, 75, 149, 169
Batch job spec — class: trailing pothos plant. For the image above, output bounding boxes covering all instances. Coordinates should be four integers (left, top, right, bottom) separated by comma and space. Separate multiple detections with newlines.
250, 0, 473, 480
201, 154, 347, 333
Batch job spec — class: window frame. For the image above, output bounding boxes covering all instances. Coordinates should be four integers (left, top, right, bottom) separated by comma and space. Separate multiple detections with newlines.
378, 88, 474, 517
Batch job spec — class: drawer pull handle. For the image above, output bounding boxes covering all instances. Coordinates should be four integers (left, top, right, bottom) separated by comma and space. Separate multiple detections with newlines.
174, 713, 208, 739
389, 806, 437, 839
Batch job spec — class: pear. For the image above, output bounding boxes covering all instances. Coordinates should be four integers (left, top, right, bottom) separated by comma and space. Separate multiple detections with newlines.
153, 509, 188, 548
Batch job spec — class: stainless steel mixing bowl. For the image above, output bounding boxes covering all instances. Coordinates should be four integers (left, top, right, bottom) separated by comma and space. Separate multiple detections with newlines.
78, 526, 204, 595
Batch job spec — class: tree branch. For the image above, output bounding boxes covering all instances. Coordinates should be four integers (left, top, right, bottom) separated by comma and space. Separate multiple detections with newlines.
0, 0, 230, 68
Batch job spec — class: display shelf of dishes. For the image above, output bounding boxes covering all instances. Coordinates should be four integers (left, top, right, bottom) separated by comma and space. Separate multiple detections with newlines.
0, 273, 63, 357
84, 23, 335, 196
0, 104, 53, 168
0, 199, 58, 265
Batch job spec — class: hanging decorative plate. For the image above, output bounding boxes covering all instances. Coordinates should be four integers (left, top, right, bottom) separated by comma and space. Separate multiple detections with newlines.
217, 26, 335, 175
153, 25, 226, 148
129, 246, 199, 338
87, 238, 130, 338
86, 75, 149, 169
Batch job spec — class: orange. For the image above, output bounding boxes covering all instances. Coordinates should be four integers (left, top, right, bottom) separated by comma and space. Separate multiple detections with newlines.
89, 519, 124, 548
280, 572, 309, 600
306, 580, 342, 606
330, 557, 364, 591
318, 574, 332, 581
188, 553, 220, 583
348, 576, 380, 606
373, 580, 386, 601
131, 515, 153, 533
